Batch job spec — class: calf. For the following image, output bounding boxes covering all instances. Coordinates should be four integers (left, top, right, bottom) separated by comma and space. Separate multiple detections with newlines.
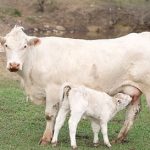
52, 84, 132, 149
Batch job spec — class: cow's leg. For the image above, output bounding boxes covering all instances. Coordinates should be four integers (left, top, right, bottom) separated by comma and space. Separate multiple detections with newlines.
116, 96, 141, 143
39, 85, 59, 145
91, 120, 100, 147
39, 114, 56, 145
39, 103, 58, 145
145, 92, 150, 107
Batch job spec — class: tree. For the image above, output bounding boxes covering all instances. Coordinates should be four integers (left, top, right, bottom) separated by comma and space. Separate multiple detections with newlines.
37, 0, 46, 12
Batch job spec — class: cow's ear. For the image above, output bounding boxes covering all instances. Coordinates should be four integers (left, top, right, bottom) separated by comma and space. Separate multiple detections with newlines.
27, 38, 40, 46
0, 36, 6, 46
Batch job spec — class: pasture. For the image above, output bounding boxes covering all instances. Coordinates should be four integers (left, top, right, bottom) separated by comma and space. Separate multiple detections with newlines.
0, 79, 150, 150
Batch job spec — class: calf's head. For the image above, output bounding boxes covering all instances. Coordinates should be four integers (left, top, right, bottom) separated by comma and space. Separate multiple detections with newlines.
0, 26, 40, 72
113, 93, 132, 111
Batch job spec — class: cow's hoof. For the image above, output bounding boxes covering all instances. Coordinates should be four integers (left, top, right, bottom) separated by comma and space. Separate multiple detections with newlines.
119, 139, 129, 143
111, 139, 118, 144
93, 142, 99, 147
39, 138, 50, 145
51, 141, 58, 147
111, 138, 128, 144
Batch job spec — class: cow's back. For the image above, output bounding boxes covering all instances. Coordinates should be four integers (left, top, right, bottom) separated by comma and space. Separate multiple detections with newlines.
23, 32, 150, 103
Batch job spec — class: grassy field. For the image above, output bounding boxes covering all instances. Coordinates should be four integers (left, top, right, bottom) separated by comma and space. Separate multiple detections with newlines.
0, 79, 150, 150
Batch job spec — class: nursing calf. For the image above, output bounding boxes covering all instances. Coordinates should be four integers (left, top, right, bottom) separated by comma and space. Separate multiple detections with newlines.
52, 84, 132, 149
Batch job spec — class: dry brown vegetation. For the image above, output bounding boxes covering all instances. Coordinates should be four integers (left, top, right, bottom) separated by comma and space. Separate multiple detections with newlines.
0, 0, 150, 78
0, 0, 149, 38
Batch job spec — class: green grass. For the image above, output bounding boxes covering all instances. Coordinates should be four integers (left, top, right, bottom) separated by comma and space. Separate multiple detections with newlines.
0, 7, 21, 17
0, 79, 150, 150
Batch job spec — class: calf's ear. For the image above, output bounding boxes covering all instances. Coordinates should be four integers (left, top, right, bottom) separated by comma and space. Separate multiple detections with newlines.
0, 36, 6, 45
27, 38, 41, 46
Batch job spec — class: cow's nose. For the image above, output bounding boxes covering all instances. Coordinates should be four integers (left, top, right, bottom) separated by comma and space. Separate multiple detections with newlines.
8, 63, 20, 72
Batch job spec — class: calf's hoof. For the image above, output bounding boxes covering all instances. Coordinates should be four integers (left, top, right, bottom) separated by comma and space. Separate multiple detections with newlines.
71, 146, 78, 150
93, 142, 99, 147
106, 143, 111, 148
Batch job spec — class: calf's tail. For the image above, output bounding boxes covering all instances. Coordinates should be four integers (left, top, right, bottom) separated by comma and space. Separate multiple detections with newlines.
60, 83, 72, 102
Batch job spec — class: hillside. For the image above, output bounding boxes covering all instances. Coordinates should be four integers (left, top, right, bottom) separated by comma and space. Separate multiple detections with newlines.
0, 0, 149, 39
0, 0, 150, 78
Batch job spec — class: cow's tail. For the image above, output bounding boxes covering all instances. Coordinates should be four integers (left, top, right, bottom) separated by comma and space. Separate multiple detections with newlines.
60, 83, 72, 102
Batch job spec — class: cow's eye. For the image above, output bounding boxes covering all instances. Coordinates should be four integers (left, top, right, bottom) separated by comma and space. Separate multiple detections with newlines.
118, 100, 121, 104
5, 44, 8, 48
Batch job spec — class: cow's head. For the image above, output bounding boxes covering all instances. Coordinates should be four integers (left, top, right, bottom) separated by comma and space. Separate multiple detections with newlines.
0, 25, 40, 72
114, 93, 132, 111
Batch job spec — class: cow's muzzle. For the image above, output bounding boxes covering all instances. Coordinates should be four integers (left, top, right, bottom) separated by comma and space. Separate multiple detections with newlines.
8, 63, 20, 72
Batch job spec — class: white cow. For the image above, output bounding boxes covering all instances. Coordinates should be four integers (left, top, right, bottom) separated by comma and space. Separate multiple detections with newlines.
52, 84, 132, 149
1, 25, 149, 144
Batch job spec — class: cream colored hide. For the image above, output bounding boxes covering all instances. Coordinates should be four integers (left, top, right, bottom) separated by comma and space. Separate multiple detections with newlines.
0, 26, 149, 144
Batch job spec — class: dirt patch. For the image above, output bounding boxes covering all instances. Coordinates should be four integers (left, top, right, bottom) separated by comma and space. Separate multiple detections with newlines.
0, 0, 149, 38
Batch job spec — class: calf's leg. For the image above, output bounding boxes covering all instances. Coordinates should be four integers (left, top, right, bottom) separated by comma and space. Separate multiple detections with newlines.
91, 120, 100, 146
52, 101, 69, 145
69, 111, 84, 149
100, 122, 111, 147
